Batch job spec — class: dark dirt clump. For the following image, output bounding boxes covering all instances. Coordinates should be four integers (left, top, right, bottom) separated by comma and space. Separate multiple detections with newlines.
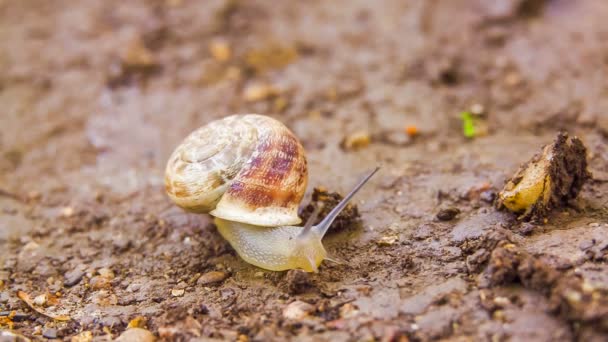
299, 187, 361, 233
496, 132, 590, 221
283, 269, 312, 295
481, 241, 608, 331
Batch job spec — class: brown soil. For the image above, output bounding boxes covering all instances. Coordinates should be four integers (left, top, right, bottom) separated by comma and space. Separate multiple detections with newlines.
1, 0, 608, 341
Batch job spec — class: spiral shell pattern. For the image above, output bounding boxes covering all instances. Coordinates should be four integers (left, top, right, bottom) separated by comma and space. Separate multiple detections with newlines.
165, 114, 308, 227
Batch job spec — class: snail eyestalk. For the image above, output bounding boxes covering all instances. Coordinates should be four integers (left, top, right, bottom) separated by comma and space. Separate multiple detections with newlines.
310, 166, 380, 239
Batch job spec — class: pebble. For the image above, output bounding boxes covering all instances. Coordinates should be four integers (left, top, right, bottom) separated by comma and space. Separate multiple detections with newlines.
42, 328, 58, 339
243, 83, 278, 102
376, 235, 399, 246
60, 206, 75, 218
0, 311, 28, 322
341, 131, 371, 150
436, 207, 460, 221
116, 328, 156, 342
90, 276, 112, 290
63, 267, 85, 287
480, 190, 496, 203
470, 103, 485, 116
197, 271, 228, 285
33, 293, 47, 306
0, 291, 9, 303
100, 315, 122, 327
209, 39, 231, 62
283, 300, 315, 320
0, 330, 32, 341
171, 289, 185, 297
97, 267, 115, 279
384, 131, 411, 146
71, 331, 93, 342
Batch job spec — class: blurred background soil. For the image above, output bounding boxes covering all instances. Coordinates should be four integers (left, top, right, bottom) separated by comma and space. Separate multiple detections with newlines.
1, 0, 608, 341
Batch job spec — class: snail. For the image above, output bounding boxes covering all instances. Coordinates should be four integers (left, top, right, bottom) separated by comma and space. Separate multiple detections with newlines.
164, 114, 378, 272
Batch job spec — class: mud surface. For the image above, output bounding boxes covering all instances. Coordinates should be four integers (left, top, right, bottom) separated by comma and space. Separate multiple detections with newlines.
1, 0, 608, 341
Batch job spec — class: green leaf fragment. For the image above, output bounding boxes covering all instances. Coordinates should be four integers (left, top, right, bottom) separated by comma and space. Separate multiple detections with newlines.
460, 111, 476, 138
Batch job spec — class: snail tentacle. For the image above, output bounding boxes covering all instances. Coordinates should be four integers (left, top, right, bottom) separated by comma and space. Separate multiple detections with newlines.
305, 167, 380, 239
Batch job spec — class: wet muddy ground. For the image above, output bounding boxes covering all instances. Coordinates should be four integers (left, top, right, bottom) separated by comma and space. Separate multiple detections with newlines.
1, 0, 608, 341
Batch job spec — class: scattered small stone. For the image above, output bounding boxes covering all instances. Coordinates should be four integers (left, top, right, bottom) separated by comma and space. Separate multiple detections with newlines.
517, 222, 536, 235
111, 234, 132, 252
243, 82, 279, 102
42, 328, 57, 339
97, 267, 115, 279
285, 269, 311, 294
381, 131, 411, 146
283, 300, 315, 320
33, 293, 47, 306
0, 292, 9, 304
209, 39, 231, 62
90, 276, 112, 290
116, 328, 156, 342
171, 288, 185, 297
121, 35, 156, 68
377, 235, 399, 246
63, 267, 85, 287
480, 190, 496, 203
254, 272, 265, 278
127, 316, 148, 329
0, 311, 29, 322
436, 207, 460, 221
100, 315, 122, 327
71, 331, 93, 342
197, 271, 228, 286
244, 44, 298, 73
339, 303, 359, 318
27, 191, 41, 201
0, 330, 31, 342
341, 131, 371, 150
61, 206, 75, 218
470, 103, 485, 116
493, 296, 510, 307
579, 239, 596, 251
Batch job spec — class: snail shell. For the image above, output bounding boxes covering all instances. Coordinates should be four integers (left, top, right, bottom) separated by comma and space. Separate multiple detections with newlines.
164, 114, 308, 227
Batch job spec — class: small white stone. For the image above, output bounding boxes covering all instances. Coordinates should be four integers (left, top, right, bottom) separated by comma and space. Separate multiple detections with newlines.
33, 293, 47, 306
116, 328, 156, 342
283, 300, 314, 320
171, 289, 185, 297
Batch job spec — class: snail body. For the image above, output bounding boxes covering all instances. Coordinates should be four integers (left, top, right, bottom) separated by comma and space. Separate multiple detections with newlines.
165, 114, 377, 272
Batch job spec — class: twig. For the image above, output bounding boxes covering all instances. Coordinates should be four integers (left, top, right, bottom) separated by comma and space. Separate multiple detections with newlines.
17, 291, 70, 321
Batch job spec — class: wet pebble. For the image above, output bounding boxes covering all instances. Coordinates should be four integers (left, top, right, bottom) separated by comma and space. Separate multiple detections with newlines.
197, 271, 228, 286
90, 276, 112, 290
63, 267, 85, 287
100, 315, 122, 327
341, 131, 371, 150
42, 328, 57, 339
480, 190, 496, 203
33, 293, 47, 306
0, 330, 31, 341
283, 300, 315, 320
171, 289, 185, 297
436, 207, 460, 221
71, 331, 93, 342
116, 328, 156, 342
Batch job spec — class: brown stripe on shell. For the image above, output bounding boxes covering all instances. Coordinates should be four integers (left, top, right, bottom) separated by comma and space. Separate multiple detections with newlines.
224, 121, 306, 210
